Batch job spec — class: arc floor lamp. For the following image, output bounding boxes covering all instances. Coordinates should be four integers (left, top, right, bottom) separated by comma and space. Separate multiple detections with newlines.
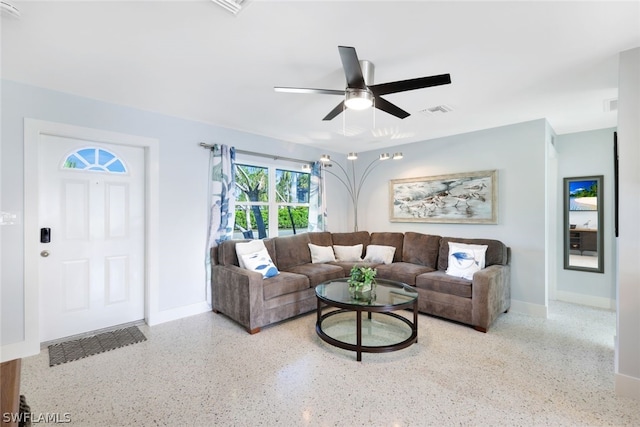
318, 152, 402, 231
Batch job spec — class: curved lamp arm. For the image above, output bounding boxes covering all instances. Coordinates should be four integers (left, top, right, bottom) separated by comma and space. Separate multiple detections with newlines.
355, 158, 382, 202
320, 153, 399, 232
323, 167, 356, 205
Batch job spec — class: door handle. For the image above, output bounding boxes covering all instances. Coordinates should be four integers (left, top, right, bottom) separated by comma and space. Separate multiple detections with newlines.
40, 250, 50, 258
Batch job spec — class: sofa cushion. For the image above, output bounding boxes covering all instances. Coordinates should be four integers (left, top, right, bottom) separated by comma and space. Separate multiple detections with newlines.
217, 239, 245, 267
370, 232, 404, 262
308, 243, 336, 263
263, 271, 310, 300
308, 231, 334, 247
364, 244, 396, 264
446, 242, 488, 280
236, 240, 269, 269
283, 263, 344, 287
376, 262, 435, 286
333, 244, 363, 262
218, 239, 276, 268
331, 231, 370, 249
330, 231, 370, 257
330, 261, 380, 276
274, 233, 312, 270
416, 270, 472, 298
437, 236, 508, 271
402, 232, 440, 268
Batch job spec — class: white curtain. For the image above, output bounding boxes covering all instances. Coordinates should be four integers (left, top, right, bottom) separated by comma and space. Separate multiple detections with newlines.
206, 144, 236, 302
307, 161, 327, 231
207, 144, 236, 249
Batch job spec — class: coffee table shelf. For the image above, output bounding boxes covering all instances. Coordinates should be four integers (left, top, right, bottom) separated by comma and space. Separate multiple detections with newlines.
315, 278, 418, 361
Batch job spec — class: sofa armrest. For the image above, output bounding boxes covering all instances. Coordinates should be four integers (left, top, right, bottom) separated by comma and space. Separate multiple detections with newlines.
211, 264, 265, 333
471, 264, 511, 331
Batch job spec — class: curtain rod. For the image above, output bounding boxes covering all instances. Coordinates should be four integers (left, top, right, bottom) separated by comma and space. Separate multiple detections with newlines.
199, 142, 311, 165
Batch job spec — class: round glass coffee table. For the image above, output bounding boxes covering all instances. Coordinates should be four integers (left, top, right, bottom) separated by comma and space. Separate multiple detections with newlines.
315, 278, 418, 361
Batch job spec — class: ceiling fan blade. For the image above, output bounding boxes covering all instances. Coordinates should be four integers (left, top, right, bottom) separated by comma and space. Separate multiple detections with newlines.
338, 46, 366, 89
369, 74, 451, 96
322, 101, 345, 121
374, 97, 410, 119
274, 87, 345, 96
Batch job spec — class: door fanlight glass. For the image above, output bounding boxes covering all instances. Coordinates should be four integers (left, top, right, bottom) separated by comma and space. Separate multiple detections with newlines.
62, 147, 127, 173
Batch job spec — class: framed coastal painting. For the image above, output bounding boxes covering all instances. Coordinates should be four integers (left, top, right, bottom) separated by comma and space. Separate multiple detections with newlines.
389, 170, 498, 224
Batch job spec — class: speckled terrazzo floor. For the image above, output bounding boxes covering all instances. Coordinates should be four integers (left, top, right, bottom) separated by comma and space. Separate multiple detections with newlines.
20, 301, 640, 426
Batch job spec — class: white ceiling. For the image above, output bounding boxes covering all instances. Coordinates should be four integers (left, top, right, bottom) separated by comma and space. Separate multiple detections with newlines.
2, 1, 639, 154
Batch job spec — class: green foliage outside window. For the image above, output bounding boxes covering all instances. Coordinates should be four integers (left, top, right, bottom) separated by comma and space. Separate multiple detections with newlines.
235, 206, 308, 229
276, 170, 310, 203
234, 163, 310, 237
277, 207, 309, 228
236, 165, 268, 203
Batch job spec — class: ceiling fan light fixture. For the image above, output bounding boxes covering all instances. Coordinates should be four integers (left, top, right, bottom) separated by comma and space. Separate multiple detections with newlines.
345, 89, 373, 110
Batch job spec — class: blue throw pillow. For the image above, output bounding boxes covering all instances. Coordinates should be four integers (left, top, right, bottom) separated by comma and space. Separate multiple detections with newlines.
241, 248, 279, 278
445, 242, 488, 280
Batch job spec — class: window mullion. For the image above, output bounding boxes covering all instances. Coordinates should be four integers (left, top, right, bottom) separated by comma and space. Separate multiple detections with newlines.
268, 166, 277, 237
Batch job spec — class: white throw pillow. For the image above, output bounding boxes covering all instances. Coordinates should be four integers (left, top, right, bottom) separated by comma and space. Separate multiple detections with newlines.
235, 240, 268, 269
333, 244, 363, 262
308, 243, 336, 263
241, 248, 279, 278
446, 242, 488, 280
363, 244, 396, 264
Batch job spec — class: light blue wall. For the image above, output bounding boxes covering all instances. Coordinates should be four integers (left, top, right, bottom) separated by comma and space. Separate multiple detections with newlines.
2, 80, 582, 347
356, 119, 549, 311
0, 80, 336, 347
555, 128, 616, 307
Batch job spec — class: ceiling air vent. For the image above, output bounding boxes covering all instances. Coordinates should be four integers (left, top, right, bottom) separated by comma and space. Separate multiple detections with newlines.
603, 98, 618, 112
418, 104, 454, 116
211, 0, 251, 15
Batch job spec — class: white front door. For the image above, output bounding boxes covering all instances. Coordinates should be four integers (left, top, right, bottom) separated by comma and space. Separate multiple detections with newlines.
38, 135, 145, 342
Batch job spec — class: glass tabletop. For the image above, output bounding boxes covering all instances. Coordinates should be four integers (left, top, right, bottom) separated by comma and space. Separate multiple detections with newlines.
315, 278, 418, 307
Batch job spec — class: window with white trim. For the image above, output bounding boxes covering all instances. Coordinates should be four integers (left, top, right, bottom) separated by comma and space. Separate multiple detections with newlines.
234, 161, 309, 239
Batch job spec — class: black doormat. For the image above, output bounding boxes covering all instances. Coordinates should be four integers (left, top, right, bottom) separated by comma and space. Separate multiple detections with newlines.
48, 326, 146, 367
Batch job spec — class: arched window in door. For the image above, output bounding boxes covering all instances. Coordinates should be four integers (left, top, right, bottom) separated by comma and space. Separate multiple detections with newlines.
62, 147, 127, 173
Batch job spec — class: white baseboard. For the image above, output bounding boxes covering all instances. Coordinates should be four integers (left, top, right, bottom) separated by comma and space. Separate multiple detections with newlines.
615, 372, 640, 400
554, 290, 615, 310
510, 299, 548, 318
147, 301, 211, 326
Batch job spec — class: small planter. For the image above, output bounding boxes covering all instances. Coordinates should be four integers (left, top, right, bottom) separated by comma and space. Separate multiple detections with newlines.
348, 283, 373, 300
347, 266, 377, 301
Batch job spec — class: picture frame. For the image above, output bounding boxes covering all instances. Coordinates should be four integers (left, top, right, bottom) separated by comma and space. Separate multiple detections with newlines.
389, 170, 498, 224
567, 178, 598, 212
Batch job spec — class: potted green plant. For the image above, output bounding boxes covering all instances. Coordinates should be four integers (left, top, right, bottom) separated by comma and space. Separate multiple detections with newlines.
347, 265, 377, 300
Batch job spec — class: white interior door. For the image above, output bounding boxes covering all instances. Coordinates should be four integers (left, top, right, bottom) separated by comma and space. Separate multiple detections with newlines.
38, 135, 145, 342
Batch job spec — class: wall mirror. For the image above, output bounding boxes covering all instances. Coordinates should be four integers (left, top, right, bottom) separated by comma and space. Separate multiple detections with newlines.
563, 175, 604, 273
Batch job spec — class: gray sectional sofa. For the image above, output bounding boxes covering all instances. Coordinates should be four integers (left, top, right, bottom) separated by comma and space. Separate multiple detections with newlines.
211, 231, 510, 334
